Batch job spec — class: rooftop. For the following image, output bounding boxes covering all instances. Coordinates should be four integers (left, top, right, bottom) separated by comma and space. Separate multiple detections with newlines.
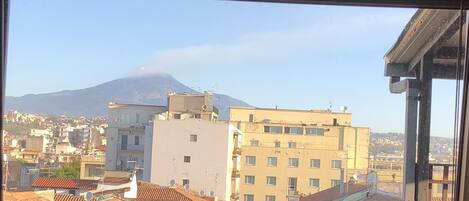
32, 177, 99, 190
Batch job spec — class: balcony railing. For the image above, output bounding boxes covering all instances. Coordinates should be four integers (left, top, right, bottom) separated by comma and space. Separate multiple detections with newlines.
233, 147, 241, 156
429, 163, 454, 201
232, 170, 240, 178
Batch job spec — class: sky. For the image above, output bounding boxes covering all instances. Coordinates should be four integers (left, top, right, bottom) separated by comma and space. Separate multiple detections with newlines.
6, 0, 459, 137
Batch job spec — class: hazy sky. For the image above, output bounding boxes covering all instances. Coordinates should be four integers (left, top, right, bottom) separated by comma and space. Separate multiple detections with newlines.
6, 1, 459, 137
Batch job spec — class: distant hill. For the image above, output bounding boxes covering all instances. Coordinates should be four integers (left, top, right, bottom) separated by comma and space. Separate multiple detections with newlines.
5, 73, 250, 119
370, 132, 454, 155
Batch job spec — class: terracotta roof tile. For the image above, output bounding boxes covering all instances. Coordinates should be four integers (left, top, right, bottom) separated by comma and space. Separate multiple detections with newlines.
32, 177, 98, 190
136, 182, 210, 201
54, 194, 85, 201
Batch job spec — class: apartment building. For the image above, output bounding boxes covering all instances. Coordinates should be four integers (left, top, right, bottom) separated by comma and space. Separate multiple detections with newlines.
229, 107, 369, 201
80, 155, 105, 180
105, 102, 167, 179
147, 118, 242, 201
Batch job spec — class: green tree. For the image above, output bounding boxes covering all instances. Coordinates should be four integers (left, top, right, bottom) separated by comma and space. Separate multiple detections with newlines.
55, 156, 81, 179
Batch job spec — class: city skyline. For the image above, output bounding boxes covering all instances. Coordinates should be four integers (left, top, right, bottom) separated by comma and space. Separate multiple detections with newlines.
6, 1, 457, 137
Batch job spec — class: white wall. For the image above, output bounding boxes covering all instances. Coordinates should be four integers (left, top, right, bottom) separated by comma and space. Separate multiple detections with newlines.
149, 119, 236, 200
106, 104, 166, 172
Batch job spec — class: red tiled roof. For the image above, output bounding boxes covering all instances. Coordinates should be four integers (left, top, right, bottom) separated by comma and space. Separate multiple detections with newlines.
32, 177, 98, 190
136, 182, 211, 201
54, 194, 86, 201
300, 183, 368, 201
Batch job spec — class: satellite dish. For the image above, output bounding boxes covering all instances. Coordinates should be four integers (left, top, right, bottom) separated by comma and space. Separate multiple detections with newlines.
84, 192, 93, 201
96, 195, 104, 201
169, 179, 176, 186
210, 191, 215, 197
200, 190, 205, 196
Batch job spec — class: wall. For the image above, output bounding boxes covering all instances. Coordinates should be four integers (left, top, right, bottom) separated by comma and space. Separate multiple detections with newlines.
149, 119, 235, 200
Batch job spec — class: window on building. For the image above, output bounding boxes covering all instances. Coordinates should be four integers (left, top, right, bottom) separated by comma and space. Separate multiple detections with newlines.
331, 160, 342, 169
135, 113, 140, 123
288, 142, 297, 148
288, 158, 299, 167
184, 156, 191, 163
309, 178, 320, 188
267, 157, 277, 167
246, 156, 256, 165
190, 134, 197, 142
264, 126, 282, 134
305, 128, 325, 136
244, 194, 254, 201
183, 179, 190, 186
249, 114, 254, 122
250, 139, 259, 146
174, 113, 181, 119
310, 159, 320, 168
266, 176, 277, 186
245, 175, 255, 184
265, 195, 276, 201
288, 177, 298, 191
333, 118, 338, 126
120, 135, 128, 150
331, 179, 342, 187
134, 136, 140, 145
284, 127, 303, 134
274, 141, 281, 148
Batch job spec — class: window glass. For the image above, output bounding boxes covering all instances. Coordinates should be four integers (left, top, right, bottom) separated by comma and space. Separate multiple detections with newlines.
284, 127, 303, 134
288, 142, 297, 149
288, 158, 299, 167
309, 178, 320, 188
244, 194, 254, 201
245, 175, 255, 184
264, 126, 282, 134
266, 176, 276, 185
305, 128, 325, 136
246, 156, 256, 165
310, 159, 320, 168
331, 160, 342, 169
265, 195, 276, 201
267, 157, 277, 167
190, 134, 197, 142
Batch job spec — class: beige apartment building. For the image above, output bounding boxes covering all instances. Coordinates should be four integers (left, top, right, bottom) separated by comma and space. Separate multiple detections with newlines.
229, 107, 369, 201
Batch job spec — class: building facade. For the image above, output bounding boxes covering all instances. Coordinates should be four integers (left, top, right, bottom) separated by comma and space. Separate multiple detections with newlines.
147, 118, 242, 201
105, 102, 167, 179
229, 107, 369, 201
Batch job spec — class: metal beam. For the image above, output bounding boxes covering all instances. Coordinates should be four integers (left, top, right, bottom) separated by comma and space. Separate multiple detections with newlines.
386, 63, 461, 80
408, 12, 462, 72
389, 78, 419, 201
416, 53, 433, 201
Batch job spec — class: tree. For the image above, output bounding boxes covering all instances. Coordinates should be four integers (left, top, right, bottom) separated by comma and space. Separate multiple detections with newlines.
55, 156, 80, 179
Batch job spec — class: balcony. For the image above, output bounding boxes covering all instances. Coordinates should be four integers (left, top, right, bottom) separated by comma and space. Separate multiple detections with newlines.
231, 170, 240, 178
233, 147, 241, 156
429, 163, 454, 201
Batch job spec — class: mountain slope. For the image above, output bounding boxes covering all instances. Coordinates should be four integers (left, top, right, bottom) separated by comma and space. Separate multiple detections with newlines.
5, 73, 250, 119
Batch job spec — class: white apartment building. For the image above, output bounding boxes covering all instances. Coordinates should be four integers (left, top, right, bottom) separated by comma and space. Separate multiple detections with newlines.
146, 118, 242, 201
105, 102, 167, 179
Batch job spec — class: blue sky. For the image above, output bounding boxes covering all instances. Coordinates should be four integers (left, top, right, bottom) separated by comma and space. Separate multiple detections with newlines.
6, 0, 458, 137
